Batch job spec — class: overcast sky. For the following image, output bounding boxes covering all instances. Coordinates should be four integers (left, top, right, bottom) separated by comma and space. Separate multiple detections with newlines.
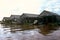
0, 0, 60, 20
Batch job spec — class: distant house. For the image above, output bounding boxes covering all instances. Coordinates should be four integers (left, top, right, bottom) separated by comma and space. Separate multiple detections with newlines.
20, 13, 38, 25
35, 10, 59, 24
2, 17, 11, 23
10, 15, 21, 24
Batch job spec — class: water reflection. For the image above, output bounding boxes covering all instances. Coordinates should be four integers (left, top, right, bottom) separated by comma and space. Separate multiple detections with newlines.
2, 24, 21, 33
1, 24, 60, 35
0, 24, 60, 40
38, 24, 60, 35
2, 24, 36, 33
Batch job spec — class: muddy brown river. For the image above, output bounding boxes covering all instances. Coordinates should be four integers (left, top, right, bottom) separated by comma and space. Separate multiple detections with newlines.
0, 24, 60, 40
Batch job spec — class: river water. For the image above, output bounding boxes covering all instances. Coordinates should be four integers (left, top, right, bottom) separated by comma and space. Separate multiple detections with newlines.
0, 24, 60, 40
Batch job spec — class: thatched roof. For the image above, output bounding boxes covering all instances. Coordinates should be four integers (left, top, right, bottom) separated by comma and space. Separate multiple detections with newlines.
10, 15, 20, 19
3, 17, 10, 20
39, 10, 58, 17
20, 13, 38, 18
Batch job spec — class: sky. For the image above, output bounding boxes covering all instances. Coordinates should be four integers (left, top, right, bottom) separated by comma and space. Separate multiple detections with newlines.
0, 0, 60, 20
45, 0, 60, 14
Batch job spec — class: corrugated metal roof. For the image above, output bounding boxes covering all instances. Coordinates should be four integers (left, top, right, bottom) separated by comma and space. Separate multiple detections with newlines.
39, 10, 58, 17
